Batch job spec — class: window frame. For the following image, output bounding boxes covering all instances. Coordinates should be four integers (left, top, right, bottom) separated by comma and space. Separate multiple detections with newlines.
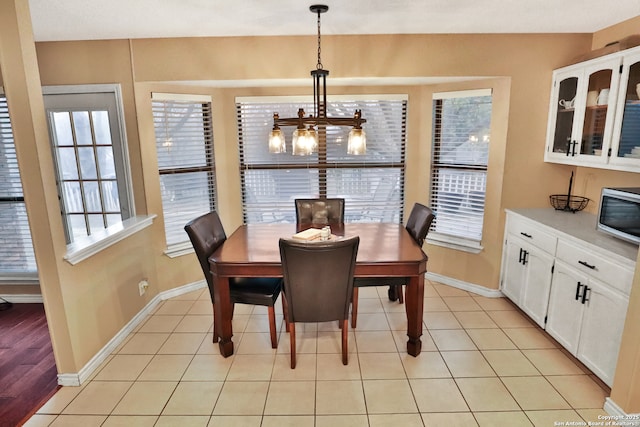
151, 92, 217, 257
427, 89, 492, 253
42, 84, 153, 265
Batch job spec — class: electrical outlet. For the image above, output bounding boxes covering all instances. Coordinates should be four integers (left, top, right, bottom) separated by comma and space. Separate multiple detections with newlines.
138, 280, 149, 296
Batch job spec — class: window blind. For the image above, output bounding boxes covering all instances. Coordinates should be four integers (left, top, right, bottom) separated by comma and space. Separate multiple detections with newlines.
0, 94, 37, 278
236, 97, 407, 224
152, 94, 216, 248
429, 90, 492, 244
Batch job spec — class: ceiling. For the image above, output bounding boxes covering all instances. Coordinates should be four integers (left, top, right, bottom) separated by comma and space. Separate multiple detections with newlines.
28, 0, 640, 42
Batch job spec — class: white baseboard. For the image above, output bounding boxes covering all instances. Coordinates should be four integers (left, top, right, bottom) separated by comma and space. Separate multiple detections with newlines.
425, 272, 503, 298
0, 294, 44, 303
57, 280, 207, 387
604, 397, 640, 426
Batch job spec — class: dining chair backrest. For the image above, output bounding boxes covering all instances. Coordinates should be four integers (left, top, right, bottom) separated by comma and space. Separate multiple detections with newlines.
405, 203, 435, 247
184, 211, 227, 303
295, 198, 345, 225
279, 236, 359, 323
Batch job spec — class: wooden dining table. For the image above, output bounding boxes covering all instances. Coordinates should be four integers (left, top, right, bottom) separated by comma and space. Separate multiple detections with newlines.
208, 222, 428, 357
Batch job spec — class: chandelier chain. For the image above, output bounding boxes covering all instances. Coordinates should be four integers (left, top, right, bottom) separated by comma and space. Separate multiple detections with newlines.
316, 9, 323, 70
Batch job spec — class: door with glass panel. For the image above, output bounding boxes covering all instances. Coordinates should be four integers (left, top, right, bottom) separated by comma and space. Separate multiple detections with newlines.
43, 90, 131, 243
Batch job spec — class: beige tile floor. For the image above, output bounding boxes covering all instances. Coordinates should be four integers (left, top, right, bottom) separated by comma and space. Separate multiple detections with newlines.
25, 281, 611, 427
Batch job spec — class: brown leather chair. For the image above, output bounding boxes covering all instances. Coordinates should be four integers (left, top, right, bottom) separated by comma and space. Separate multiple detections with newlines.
185, 211, 283, 348
279, 236, 359, 368
351, 203, 434, 327
294, 198, 345, 225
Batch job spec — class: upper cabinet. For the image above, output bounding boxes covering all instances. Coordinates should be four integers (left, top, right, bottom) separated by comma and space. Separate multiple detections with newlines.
544, 46, 640, 172
610, 49, 640, 169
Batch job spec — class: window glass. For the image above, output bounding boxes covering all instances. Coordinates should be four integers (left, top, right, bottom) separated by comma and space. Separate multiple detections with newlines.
430, 90, 492, 244
152, 95, 216, 248
0, 94, 37, 277
44, 86, 132, 244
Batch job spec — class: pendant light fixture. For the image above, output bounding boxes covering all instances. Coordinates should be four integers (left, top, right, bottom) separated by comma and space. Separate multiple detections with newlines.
268, 4, 366, 155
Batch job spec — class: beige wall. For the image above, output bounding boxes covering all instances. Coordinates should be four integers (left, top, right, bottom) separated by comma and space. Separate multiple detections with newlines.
1, 0, 639, 412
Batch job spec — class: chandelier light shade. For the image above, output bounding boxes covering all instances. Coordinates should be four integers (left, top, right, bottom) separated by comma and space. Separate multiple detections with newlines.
347, 110, 366, 155
268, 116, 286, 153
269, 4, 366, 155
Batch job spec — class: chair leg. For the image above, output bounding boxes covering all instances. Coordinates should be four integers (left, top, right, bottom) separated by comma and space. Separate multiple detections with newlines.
397, 285, 404, 304
268, 306, 277, 348
282, 294, 290, 332
351, 287, 359, 329
290, 322, 296, 369
341, 319, 348, 365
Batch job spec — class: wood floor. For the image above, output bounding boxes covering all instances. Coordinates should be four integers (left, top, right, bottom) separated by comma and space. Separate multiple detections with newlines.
0, 302, 59, 427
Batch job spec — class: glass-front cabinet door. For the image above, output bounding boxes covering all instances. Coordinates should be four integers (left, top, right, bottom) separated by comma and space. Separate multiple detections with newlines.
545, 56, 621, 166
548, 71, 579, 157
610, 50, 640, 168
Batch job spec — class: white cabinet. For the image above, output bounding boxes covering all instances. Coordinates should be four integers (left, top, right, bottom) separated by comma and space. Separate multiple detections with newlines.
545, 56, 621, 167
610, 49, 640, 169
546, 259, 629, 386
501, 215, 556, 328
544, 45, 640, 172
501, 209, 636, 387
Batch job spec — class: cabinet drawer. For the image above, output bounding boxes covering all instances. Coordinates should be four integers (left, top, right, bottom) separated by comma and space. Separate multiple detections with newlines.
556, 240, 634, 295
507, 215, 557, 255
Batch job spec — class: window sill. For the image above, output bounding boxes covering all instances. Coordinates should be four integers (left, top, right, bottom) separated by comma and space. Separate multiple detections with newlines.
164, 241, 194, 258
426, 233, 483, 254
0, 273, 39, 285
64, 215, 156, 266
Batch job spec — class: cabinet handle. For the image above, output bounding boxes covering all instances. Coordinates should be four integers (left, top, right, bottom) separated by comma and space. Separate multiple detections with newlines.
575, 282, 583, 301
571, 140, 578, 157
522, 250, 529, 265
578, 260, 596, 270
518, 248, 525, 264
565, 138, 571, 156
581, 286, 591, 304
520, 232, 532, 239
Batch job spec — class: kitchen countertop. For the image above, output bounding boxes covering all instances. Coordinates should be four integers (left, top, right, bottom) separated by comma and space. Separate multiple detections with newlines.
506, 208, 639, 265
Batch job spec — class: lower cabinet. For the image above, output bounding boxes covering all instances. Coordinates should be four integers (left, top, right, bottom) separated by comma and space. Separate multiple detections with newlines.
501, 210, 635, 387
502, 236, 554, 328
546, 260, 628, 386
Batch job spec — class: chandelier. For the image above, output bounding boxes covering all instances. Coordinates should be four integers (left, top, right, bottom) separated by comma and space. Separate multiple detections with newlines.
268, 4, 367, 155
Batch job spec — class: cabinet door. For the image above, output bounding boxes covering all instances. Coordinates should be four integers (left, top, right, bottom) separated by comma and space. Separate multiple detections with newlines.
610, 49, 640, 170
545, 56, 622, 166
545, 260, 587, 355
520, 244, 554, 328
501, 237, 526, 304
545, 67, 582, 162
576, 279, 628, 386
574, 59, 621, 164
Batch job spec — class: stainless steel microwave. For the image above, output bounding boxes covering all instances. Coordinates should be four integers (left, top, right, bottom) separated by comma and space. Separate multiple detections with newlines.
597, 187, 640, 245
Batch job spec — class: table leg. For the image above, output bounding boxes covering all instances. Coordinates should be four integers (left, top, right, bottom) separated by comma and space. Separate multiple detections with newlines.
213, 275, 234, 357
405, 273, 424, 356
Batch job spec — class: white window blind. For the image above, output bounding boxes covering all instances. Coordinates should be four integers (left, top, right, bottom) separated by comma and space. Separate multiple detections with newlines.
429, 89, 492, 246
0, 94, 37, 278
236, 97, 407, 224
152, 93, 217, 248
